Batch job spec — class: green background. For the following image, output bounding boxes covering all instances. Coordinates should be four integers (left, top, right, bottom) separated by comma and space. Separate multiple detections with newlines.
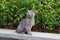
0, 0, 60, 30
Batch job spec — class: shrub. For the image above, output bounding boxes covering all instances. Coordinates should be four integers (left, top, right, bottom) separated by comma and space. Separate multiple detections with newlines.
0, 0, 60, 30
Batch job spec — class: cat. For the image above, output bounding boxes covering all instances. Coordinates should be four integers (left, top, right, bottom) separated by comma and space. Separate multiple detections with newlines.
16, 10, 35, 35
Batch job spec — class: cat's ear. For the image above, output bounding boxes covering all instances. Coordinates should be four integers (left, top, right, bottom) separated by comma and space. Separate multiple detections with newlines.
27, 9, 29, 12
32, 10, 36, 13
26, 10, 29, 15
27, 10, 30, 12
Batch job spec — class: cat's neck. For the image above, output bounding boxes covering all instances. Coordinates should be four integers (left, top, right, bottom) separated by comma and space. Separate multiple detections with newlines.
26, 17, 34, 19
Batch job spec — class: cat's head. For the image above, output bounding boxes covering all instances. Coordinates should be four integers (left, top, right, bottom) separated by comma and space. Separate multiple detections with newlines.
26, 10, 35, 18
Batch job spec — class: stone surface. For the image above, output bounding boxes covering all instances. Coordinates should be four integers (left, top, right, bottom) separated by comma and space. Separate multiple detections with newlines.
0, 37, 18, 40
0, 29, 60, 40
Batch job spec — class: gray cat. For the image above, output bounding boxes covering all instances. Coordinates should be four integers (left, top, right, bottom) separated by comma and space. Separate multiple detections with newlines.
16, 10, 35, 35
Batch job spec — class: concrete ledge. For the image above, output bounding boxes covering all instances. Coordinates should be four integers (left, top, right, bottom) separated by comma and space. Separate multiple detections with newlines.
0, 29, 60, 40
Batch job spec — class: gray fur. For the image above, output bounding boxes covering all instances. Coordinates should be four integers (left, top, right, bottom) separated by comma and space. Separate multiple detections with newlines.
16, 10, 35, 35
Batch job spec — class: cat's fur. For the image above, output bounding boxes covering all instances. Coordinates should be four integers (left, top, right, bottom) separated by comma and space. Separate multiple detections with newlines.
16, 10, 35, 35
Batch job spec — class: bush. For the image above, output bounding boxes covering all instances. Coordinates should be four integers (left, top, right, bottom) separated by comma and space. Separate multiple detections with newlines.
0, 0, 60, 30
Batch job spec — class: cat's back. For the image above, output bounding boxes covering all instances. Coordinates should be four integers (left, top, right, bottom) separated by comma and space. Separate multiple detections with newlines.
19, 18, 26, 25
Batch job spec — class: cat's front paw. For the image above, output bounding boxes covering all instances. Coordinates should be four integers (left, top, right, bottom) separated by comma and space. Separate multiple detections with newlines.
25, 32, 32, 35
27, 32, 32, 35
28, 33, 32, 35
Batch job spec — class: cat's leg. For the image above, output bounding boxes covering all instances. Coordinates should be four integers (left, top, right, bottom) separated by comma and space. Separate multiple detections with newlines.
25, 26, 32, 35
16, 26, 24, 34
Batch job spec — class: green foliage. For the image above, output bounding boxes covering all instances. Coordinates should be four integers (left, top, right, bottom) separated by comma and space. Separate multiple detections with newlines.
0, 0, 60, 30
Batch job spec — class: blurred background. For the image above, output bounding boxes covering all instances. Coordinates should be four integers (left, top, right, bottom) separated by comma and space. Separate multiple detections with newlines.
0, 0, 60, 33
